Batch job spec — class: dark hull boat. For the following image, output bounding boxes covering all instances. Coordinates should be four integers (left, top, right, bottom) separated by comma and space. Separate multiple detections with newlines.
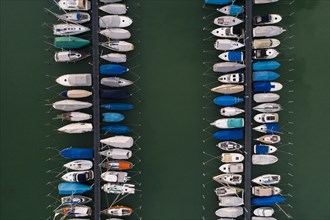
101, 103, 134, 111
101, 90, 131, 100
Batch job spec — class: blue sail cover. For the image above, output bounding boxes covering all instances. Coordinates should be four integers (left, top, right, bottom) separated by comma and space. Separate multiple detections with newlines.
212, 129, 244, 141
263, 123, 279, 134
205, 0, 233, 5
101, 90, 131, 100
255, 145, 271, 154
60, 148, 93, 159
229, 5, 244, 15
253, 61, 281, 71
100, 64, 129, 75
228, 52, 243, 61
58, 182, 92, 195
214, 95, 244, 106
254, 82, 274, 92
101, 125, 131, 134
102, 112, 125, 123
253, 71, 280, 81
252, 195, 287, 206
101, 103, 134, 111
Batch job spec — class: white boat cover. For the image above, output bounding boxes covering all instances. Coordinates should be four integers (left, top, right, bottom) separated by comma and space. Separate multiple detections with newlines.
100, 28, 131, 39
218, 196, 244, 206
99, 4, 127, 15
100, 136, 134, 148
215, 207, 243, 218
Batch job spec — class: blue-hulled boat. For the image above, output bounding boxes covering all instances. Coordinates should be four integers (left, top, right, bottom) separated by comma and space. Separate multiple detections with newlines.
253, 71, 280, 81
214, 95, 244, 106
101, 125, 131, 134
253, 61, 280, 71
101, 90, 131, 100
218, 5, 244, 16
101, 103, 134, 111
254, 82, 283, 92
205, 0, 233, 5
252, 195, 287, 206
254, 144, 277, 154
58, 182, 93, 195
60, 147, 93, 159
253, 123, 279, 134
102, 112, 125, 123
219, 51, 244, 62
100, 64, 129, 75
212, 129, 244, 141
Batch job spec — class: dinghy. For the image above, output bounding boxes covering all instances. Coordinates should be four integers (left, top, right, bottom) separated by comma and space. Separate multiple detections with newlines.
219, 52, 244, 62
205, 0, 233, 5
253, 103, 282, 113
254, 82, 282, 92
54, 36, 90, 49
100, 64, 129, 75
55, 205, 92, 217
254, 207, 275, 217
252, 155, 278, 165
214, 16, 243, 27
214, 39, 245, 51
217, 5, 244, 16
100, 41, 134, 52
54, 112, 92, 122
253, 61, 280, 71
252, 195, 286, 206
102, 205, 132, 216
101, 125, 131, 134
213, 174, 242, 185
63, 160, 93, 170
102, 183, 135, 194
212, 27, 244, 38
252, 39, 280, 49
99, 3, 127, 14
252, 174, 281, 185
254, 93, 280, 103
52, 100, 92, 111
253, 49, 279, 59
100, 136, 133, 148
220, 107, 245, 116
58, 123, 93, 134
99, 148, 132, 159
253, 123, 279, 134
252, 186, 281, 196
99, 15, 133, 28
211, 84, 244, 94
253, 71, 280, 81
54, 51, 90, 62
218, 196, 244, 206
60, 89, 92, 98
101, 160, 133, 170
60, 147, 93, 159
219, 163, 244, 173
254, 113, 279, 123
47, 10, 90, 23
218, 73, 244, 84
254, 0, 278, 4
99, 28, 131, 39
217, 141, 243, 151
213, 129, 244, 141
213, 62, 246, 73
101, 171, 130, 183
214, 95, 244, 106
62, 170, 94, 182
101, 103, 134, 111
101, 77, 133, 87
254, 14, 282, 25
254, 144, 277, 154
101, 90, 131, 100
256, 134, 281, 144
215, 186, 243, 197
56, 73, 92, 87
102, 112, 125, 122
211, 118, 244, 129
215, 207, 243, 218
253, 26, 286, 37
53, 24, 90, 36
61, 195, 92, 205
221, 153, 244, 163
58, 182, 92, 195
57, 0, 91, 11
101, 53, 127, 63
252, 217, 277, 220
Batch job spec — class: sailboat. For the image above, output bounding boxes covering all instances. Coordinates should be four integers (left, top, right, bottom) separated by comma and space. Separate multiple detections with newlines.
56, 73, 92, 87
63, 160, 93, 170
99, 148, 132, 159
53, 24, 90, 36
53, 100, 92, 111
54, 50, 90, 62
99, 28, 131, 39
99, 3, 127, 14
100, 135, 133, 148
102, 183, 135, 194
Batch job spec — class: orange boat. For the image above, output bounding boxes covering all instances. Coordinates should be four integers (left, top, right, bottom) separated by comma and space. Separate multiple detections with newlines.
101, 160, 133, 170
102, 205, 132, 216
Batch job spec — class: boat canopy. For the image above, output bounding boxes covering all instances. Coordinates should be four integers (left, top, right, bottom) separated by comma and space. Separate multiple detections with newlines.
255, 145, 271, 154
227, 118, 243, 128
228, 52, 242, 61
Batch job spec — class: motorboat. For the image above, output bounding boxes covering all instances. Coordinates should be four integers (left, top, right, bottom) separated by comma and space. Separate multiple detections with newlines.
58, 123, 93, 134
52, 100, 92, 111
217, 141, 243, 151
101, 171, 130, 183
252, 186, 281, 196
99, 28, 131, 39
205, 0, 233, 5
101, 160, 133, 170
61, 195, 92, 205
100, 53, 127, 63
220, 107, 245, 116
63, 160, 93, 170
252, 155, 278, 165
54, 51, 90, 62
100, 136, 134, 148
101, 205, 132, 216
60, 147, 93, 159
254, 0, 278, 3
254, 207, 275, 217
101, 103, 134, 111
219, 163, 244, 173
215, 207, 243, 218
57, 0, 91, 11
54, 205, 91, 217
218, 196, 244, 206
253, 103, 282, 113
211, 118, 244, 129
54, 36, 90, 49
102, 183, 135, 194
215, 39, 245, 50
45, 9, 90, 23
214, 95, 244, 106
101, 77, 133, 87
253, 26, 286, 37
99, 15, 133, 28
102, 112, 125, 123
219, 52, 244, 62
254, 93, 280, 103
215, 186, 243, 197
100, 40, 134, 52
253, 49, 279, 59
56, 73, 92, 87
254, 82, 283, 92
253, 123, 279, 134
100, 64, 129, 75
213, 62, 246, 73
252, 39, 280, 49
53, 24, 90, 36
99, 148, 132, 159
212, 27, 244, 38
61, 170, 94, 182
253, 61, 281, 71
254, 14, 282, 25
60, 89, 92, 98
213, 174, 242, 185
221, 153, 244, 163
218, 73, 244, 84
253, 71, 280, 81
254, 144, 277, 154
256, 134, 281, 144
252, 174, 281, 185
99, 3, 127, 14
213, 129, 244, 141
217, 5, 244, 16
252, 195, 286, 206
254, 113, 279, 123
101, 125, 131, 134
214, 16, 243, 26
58, 182, 92, 195
101, 89, 131, 100
54, 112, 92, 122
211, 84, 244, 94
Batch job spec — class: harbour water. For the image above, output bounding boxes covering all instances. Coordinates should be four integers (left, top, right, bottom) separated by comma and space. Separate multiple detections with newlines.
0, 0, 329, 219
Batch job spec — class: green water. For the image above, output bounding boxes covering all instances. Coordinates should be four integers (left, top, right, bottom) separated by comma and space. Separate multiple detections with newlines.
0, 0, 329, 220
